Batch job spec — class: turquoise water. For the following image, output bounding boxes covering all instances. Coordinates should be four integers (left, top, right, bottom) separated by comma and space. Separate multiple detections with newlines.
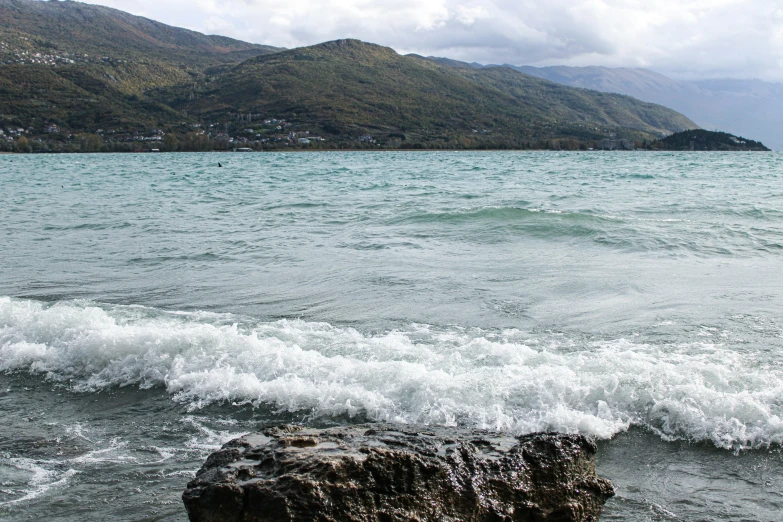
1, 151, 782, 520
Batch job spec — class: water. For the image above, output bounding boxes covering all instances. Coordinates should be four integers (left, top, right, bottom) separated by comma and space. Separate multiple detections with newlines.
0, 151, 782, 520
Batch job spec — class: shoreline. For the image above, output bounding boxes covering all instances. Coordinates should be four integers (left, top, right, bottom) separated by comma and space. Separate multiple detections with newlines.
0, 149, 774, 155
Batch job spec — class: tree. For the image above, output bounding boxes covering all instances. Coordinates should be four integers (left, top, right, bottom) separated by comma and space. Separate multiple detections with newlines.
14, 136, 32, 153
76, 133, 104, 152
182, 132, 211, 151
163, 133, 179, 152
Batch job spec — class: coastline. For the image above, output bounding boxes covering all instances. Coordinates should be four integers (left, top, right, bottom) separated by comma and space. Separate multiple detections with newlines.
0, 148, 774, 155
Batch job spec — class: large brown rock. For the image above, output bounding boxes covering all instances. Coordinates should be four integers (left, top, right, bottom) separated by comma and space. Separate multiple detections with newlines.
183, 424, 614, 522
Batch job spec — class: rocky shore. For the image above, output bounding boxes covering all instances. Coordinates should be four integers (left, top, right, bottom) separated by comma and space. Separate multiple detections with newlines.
183, 424, 614, 522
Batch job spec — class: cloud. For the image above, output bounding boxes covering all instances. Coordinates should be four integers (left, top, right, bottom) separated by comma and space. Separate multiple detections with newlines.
455, 6, 490, 26
80, 0, 783, 81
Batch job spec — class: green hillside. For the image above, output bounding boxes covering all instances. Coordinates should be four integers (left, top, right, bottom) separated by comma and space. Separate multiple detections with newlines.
0, 64, 181, 128
169, 39, 696, 149
653, 129, 770, 151
0, 1, 702, 151
0, 0, 279, 67
0, 0, 280, 144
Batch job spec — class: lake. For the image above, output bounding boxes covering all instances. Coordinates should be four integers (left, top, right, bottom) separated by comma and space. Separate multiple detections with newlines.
1, 151, 782, 520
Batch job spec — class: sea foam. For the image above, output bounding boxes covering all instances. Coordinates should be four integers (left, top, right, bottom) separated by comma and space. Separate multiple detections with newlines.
1, 297, 782, 450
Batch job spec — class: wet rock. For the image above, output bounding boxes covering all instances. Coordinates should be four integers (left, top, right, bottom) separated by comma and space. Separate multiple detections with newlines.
183, 424, 614, 522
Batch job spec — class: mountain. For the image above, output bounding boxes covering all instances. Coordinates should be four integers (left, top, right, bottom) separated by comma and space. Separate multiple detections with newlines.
0, 0, 279, 67
417, 57, 780, 150
409, 55, 486, 70
0, 0, 281, 137
1, 1, 697, 151
167, 39, 695, 148
505, 65, 783, 151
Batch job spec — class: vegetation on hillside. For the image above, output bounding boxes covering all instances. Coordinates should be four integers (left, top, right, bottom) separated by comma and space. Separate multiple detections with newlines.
0, 0, 278, 65
0, 0, 284, 151
161, 39, 696, 150
2, 0, 756, 153
651, 129, 769, 151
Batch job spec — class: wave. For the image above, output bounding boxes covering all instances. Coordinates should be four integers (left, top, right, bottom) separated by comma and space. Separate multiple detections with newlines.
2, 297, 782, 451
128, 252, 225, 264
388, 205, 783, 256
41, 222, 133, 231
394, 206, 611, 226
391, 206, 617, 243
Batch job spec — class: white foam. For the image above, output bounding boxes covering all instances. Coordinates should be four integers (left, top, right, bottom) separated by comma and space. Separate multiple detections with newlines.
181, 416, 249, 453
2, 297, 783, 450
0, 458, 78, 506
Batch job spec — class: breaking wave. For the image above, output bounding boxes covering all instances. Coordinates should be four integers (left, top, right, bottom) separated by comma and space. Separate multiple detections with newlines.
2, 297, 782, 451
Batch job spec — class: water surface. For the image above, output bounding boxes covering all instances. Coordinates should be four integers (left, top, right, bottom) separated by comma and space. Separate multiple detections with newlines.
1, 151, 782, 520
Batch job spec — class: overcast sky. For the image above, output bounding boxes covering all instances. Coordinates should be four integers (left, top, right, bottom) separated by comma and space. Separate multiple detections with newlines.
81, 0, 783, 82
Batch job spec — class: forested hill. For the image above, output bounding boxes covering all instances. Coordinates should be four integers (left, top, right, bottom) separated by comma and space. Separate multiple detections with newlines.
1, 1, 698, 151
169, 39, 696, 149
0, 0, 282, 147
0, 0, 279, 66
653, 130, 770, 151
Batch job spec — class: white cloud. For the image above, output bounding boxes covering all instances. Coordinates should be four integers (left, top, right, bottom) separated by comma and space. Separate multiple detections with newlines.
455, 6, 490, 26
269, 16, 291, 28
80, 0, 783, 81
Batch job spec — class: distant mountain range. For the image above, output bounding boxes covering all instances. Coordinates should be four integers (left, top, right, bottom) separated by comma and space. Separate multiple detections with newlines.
424, 57, 782, 151
509, 67, 783, 151
0, 0, 769, 152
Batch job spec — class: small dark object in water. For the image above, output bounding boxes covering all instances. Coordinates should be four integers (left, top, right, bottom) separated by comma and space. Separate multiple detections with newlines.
218, 163, 223, 167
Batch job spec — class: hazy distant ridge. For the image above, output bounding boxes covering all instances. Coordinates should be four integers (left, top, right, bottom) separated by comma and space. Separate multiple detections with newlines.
506, 65, 783, 151
420, 55, 780, 150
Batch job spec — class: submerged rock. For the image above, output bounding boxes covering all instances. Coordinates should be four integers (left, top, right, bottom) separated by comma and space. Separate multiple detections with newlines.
183, 424, 614, 522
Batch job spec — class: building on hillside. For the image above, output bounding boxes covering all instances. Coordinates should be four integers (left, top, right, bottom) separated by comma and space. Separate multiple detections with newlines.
598, 138, 634, 150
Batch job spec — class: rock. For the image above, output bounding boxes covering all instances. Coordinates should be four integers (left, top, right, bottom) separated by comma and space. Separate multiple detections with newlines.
183, 424, 614, 522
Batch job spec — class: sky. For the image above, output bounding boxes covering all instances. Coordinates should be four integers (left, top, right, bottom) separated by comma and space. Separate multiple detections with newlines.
81, 0, 783, 82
